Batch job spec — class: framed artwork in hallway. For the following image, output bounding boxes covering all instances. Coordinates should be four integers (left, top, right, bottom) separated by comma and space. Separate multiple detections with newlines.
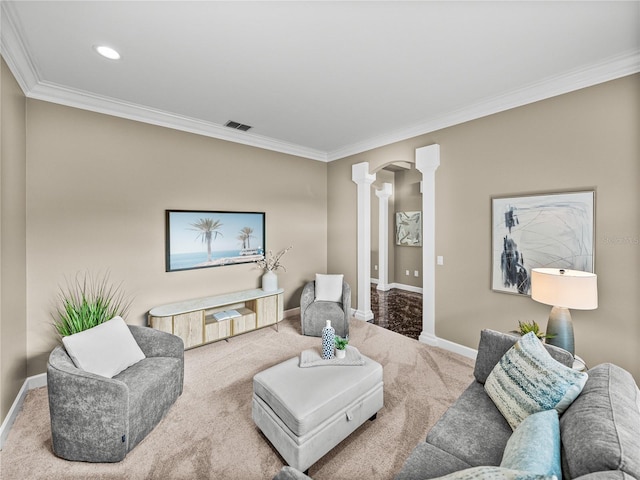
395, 211, 422, 246
491, 190, 595, 296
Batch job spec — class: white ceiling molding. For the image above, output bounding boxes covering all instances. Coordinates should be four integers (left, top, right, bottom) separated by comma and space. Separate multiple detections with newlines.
27, 80, 330, 162
326, 50, 640, 162
0, 1, 329, 162
2, 1, 638, 163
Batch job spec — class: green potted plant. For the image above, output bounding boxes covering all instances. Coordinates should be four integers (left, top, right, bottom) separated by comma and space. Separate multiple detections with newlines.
52, 271, 132, 337
511, 320, 555, 342
334, 335, 349, 359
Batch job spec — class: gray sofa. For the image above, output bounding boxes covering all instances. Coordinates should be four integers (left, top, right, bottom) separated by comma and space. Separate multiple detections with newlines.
47, 325, 184, 462
395, 329, 640, 479
274, 329, 640, 479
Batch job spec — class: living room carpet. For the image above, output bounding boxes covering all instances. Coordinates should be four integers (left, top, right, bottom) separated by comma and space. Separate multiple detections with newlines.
0, 316, 474, 480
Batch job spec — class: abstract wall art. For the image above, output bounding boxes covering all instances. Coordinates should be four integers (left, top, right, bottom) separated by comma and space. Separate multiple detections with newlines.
396, 211, 422, 246
491, 190, 595, 295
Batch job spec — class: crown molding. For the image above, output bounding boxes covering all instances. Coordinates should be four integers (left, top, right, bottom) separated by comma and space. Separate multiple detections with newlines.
326, 50, 640, 162
0, 2, 329, 162
27, 80, 329, 162
2, 1, 638, 163
0, 1, 40, 93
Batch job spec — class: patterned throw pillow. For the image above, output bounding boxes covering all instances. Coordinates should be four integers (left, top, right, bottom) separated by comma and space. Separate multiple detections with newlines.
431, 466, 556, 480
485, 332, 587, 430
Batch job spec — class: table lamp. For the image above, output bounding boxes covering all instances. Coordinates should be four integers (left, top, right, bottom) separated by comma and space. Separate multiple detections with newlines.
530, 268, 597, 356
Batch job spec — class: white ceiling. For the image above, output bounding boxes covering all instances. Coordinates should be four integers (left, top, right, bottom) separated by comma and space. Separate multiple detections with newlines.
1, 1, 639, 162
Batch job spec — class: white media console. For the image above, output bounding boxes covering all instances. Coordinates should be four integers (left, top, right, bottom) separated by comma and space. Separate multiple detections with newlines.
148, 288, 284, 349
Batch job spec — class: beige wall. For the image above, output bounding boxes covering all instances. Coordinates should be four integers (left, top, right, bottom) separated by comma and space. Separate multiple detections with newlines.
370, 168, 395, 283
1, 61, 637, 425
0, 58, 28, 421
25, 101, 328, 376
393, 168, 423, 288
370, 167, 424, 288
328, 74, 640, 381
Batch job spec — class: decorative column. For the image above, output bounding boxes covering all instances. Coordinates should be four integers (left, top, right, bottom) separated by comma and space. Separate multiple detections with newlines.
375, 183, 393, 292
415, 144, 440, 345
352, 162, 376, 321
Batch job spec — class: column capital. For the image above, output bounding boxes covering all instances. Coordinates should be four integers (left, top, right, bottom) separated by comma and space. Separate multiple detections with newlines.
352, 162, 376, 185
415, 144, 440, 173
375, 182, 393, 199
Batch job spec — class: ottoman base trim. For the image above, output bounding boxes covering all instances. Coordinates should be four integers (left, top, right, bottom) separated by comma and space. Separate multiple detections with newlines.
253, 382, 383, 473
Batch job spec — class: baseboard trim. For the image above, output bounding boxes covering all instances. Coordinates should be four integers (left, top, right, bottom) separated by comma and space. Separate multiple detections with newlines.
283, 306, 300, 319
370, 279, 423, 294
434, 338, 478, 360
0, 372, 47, 450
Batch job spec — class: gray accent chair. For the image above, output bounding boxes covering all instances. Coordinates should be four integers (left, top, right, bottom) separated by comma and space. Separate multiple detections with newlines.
300, 280, 350, 338
47, 325, 184, 463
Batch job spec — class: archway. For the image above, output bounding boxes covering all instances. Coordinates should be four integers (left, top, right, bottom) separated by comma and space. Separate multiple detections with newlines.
352, 144, 440, 344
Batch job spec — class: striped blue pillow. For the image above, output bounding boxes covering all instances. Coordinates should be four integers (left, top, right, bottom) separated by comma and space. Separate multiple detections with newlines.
431, 466, 556, 480
485, 332, 587, 430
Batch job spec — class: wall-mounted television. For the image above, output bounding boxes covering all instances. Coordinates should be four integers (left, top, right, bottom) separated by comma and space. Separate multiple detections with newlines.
165, 210, 265, 272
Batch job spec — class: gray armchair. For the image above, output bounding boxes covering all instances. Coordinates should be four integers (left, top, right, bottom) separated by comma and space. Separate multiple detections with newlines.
47, 325, 184, 462
300, 280, 351, 338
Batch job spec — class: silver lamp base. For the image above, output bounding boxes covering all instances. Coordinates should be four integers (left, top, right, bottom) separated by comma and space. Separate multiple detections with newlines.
545, 306, 575, 356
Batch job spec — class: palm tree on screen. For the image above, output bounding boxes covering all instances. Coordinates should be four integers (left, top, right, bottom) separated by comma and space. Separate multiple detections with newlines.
238, 227, 255, 250
190, 218, 223, 262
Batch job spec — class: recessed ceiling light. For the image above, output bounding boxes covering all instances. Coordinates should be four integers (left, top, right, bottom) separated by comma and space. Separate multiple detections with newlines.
94, 45, 121, 60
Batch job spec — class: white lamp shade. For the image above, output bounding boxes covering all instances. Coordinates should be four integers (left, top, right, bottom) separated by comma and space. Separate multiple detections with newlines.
531, 268, 598, 310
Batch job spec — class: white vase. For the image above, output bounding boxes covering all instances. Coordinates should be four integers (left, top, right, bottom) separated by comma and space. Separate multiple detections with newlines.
262, 270, 278, 292
335, 348, 346, 359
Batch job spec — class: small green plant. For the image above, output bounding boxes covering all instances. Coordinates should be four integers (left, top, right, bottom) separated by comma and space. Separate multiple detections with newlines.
511, 320, 555, 340
334, 335, 349, 350
52, 271, 132, 337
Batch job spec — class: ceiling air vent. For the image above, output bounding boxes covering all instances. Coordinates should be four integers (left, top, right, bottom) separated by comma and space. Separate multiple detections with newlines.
225, 120, 252, 132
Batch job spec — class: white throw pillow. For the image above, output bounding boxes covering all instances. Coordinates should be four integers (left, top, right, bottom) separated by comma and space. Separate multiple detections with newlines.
62, 316, 146, 378
315, 274, 344, 302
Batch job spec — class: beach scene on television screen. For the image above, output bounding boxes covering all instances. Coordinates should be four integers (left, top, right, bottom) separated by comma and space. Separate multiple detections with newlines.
168, 211, 264, 271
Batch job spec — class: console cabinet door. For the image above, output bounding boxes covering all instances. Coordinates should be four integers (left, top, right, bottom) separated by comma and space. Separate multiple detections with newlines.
149, 315, 173, 334
256, 295, 278, 328
173, 311, 204, 348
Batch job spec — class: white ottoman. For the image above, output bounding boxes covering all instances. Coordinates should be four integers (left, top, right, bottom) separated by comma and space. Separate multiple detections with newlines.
252, 353, 384, 473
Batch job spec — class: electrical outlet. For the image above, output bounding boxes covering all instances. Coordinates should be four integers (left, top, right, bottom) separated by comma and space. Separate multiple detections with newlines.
414, 270, 419, 277
437, 256, 444, 266
405, 270, 410, 276
374, 265, 378, 271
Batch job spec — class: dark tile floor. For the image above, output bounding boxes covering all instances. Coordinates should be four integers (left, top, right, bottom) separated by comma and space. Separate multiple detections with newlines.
370, 285, 423, 340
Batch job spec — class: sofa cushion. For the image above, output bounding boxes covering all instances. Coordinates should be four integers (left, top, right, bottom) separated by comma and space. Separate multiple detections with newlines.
62, 316, 145, 378
484, 332, 587, 430
429, 466, 556, 480
426, 381, 512, 467
114, 356, 183, 450
315, 274, 344, 302
500, 410, 561, 478
560, 363, 640, 480
474, 329, 574, 384
394, 442, 473, 480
